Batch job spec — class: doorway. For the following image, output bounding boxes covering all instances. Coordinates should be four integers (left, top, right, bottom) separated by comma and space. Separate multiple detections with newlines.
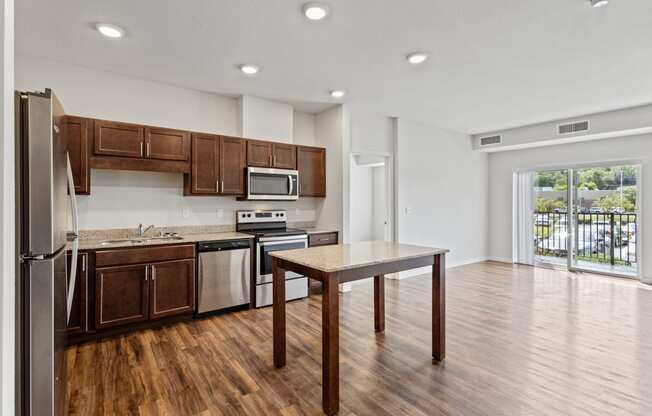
349, 154, 392, 242
529, 164, 640, 278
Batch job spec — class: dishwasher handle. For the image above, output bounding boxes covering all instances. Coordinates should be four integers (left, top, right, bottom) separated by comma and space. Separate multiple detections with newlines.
198, 239, 250, 252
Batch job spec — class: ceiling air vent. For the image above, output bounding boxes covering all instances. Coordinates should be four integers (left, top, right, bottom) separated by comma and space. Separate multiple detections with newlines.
479, 135, 502, 146
558, 120, 589, 135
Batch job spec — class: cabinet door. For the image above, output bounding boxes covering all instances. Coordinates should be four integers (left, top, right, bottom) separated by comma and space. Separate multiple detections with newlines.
66, 252, 89, 335
64, 116, 91, 195
190, 133, 219, 194
145, 127, 190, 161
297, 146, 326, 197
247, 140, 272, 167
149, 259, 195, 320
220, 136, 247, 195
94, 120, 145, 158
272, 143, 297, 169
95, 264, 149, 329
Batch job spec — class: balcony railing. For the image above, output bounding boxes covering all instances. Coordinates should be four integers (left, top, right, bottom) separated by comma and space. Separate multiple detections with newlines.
534, 212, 637, 266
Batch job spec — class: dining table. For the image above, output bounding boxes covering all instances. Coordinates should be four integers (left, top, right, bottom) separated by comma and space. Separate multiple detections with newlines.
270, 241, 449, 415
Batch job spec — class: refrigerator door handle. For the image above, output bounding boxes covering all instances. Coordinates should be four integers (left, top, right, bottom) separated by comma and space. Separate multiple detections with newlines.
66, 153, 79, 324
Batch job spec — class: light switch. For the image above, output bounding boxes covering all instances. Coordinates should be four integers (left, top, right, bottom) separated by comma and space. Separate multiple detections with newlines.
405, 206, 413, 215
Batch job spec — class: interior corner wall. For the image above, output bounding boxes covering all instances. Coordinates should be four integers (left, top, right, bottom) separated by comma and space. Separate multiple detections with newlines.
314, 105, 344, 234
1, 1, 15, 414
396, 119, 489, 275
487, 133, 652, 282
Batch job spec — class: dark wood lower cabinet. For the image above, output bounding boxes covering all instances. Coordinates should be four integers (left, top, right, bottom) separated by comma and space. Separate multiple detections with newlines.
66, 252, 89, 335
95, 264, 150, 330
150, 259, 195, 319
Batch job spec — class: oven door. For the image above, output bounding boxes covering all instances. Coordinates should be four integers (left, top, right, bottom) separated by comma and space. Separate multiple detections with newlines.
247, 167, 299, 201
257, 236, 307, 284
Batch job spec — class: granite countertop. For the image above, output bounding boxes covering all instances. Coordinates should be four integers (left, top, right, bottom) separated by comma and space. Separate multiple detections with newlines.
270, 241, 449, 273
72, 232, 254, 251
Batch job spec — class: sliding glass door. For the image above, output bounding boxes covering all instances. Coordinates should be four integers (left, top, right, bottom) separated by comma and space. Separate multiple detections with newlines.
532, 164, 640, 278
569, 165, 639, 277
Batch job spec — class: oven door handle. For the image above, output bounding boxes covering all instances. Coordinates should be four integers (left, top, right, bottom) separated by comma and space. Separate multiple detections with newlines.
258, 237, 308, 245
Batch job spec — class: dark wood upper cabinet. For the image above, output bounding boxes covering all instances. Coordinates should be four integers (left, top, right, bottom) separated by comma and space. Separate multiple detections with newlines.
149, 259, 195, 320
297, 145, 326, 197
64, 116, 91, 195
247, 140, 273, 167
66, 252, 89, 335
220, 136, 247, 195
95, 264, 149, 329
272, 143, 297, 169
186, 133, 219, 195
145, 127, 190, 161
94, 119, 144, 158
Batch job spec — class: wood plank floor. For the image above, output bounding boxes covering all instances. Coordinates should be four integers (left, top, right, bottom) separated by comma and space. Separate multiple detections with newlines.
65, 261, 652, 415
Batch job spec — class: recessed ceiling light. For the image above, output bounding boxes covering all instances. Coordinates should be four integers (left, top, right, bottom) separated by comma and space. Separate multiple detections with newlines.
239, 64, 260, 75
590, 0, 609, 7
303, 2, 330, 21
330, 90, 345, 98
406, 52, 429, 65
95, 23, 125, 39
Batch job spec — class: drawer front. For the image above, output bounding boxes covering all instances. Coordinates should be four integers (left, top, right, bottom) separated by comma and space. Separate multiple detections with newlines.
255, 277, 308, 308
96, 244, 195, 267
309, 232, 338, 247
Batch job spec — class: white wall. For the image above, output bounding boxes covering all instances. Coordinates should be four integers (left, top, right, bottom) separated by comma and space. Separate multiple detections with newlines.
293, 111, 316, 146
16, 56, 322, 230
349, 162, 374, 241
488, 134, 652, 283
396, 119, 489, 273
0, 1, 14, 414
314, 105, 344, 233
238, 95, 294, 143
372, 165, 387, 240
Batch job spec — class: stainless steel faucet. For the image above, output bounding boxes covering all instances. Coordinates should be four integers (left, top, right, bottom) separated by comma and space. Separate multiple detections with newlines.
136, 223, 155, 237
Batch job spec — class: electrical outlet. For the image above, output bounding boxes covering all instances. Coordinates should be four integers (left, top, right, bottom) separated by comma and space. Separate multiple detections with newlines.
216, 208, 224, 219
182, 207, 191, 218
405, 206, 413, 215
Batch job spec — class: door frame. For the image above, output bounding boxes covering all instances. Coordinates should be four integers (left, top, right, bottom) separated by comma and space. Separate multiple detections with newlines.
347, 152, 394, 244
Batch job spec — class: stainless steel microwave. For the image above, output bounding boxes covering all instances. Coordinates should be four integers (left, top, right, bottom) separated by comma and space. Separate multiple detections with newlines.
246, 167, 299, 200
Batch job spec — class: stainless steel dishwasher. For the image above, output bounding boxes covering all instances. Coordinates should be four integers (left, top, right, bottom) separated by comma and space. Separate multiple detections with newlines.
197, 239, 251, 314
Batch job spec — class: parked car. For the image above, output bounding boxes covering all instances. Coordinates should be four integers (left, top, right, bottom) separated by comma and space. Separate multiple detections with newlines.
589, 207, 603, 214
610, 207, 625, 214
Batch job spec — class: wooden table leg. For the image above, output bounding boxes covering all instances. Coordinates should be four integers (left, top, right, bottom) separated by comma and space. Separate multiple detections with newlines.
374, 274, 385, 332
433, 254, 446, 361
322, 275, 339, 415
273, 259, 286, 368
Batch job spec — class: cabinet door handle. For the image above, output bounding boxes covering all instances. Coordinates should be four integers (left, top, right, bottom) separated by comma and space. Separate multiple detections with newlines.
216, 180, 220, 193
140, 142, 144, 157
221, 180, 224, 193
151, 265, 156, 281
146, 141, 151, 157
145, 265, 149, 281
81, 254, 86, 272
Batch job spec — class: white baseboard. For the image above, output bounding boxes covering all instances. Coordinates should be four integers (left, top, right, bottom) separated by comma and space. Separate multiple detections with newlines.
488, 257, 514, 264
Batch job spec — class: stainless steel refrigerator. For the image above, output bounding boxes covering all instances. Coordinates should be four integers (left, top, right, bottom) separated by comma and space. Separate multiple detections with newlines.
16, 89, 79, 416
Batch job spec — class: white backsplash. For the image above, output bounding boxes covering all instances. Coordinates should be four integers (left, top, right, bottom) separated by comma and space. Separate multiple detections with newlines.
77, 169, 323, 230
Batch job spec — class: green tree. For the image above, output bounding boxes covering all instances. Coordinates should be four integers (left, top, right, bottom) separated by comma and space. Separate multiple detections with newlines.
536, 197, 566, 212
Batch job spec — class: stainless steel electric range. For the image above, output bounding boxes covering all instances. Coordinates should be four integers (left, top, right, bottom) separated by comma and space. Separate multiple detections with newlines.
236, 210, 308, 307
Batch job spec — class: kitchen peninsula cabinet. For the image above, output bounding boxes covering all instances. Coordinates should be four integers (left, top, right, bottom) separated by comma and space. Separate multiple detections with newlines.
64, 116, 91, 195
184, 134, 246, 196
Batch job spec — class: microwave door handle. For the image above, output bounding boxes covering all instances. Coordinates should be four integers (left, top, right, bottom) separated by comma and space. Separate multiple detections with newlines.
288, 174, 293, 196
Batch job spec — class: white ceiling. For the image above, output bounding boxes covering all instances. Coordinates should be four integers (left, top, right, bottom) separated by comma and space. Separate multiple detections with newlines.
15, 0, 652, 133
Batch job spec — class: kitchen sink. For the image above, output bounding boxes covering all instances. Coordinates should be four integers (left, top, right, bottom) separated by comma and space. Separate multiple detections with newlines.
98, 235, 184, 246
